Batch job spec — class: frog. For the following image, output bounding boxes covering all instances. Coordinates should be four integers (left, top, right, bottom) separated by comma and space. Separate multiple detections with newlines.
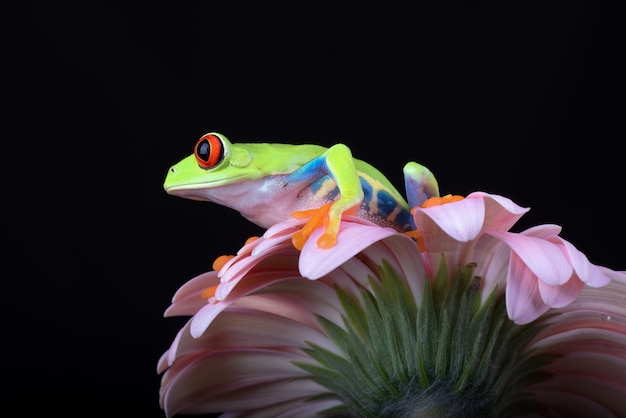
163, 132, 439, 249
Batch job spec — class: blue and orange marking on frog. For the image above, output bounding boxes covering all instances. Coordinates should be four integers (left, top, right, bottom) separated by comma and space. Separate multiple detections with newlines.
307, 170, 414, 233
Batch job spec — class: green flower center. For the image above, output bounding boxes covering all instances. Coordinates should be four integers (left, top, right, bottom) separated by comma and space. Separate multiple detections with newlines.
295, 259, 554, 418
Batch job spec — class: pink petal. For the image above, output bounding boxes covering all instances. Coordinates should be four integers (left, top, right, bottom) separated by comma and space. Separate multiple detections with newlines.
299, 220, 400, 279
521, 223, 563, 239
219, 255, 260, 283
377, 233, 426, 303
264, 217, 307, 239
554, 237, 611, 287
161, 349, 309, 417
203, 380, 334, 416
600, 267, 626, 285
469, 234, 512, 301
556, 277, 626, 320
530, 387, 617, 417
410, 207, 474, 271
506, 252, 550, 324
529, 374, 626, 415
468, 191, 530, 232
216, 236, 267, 276
487, 230, 573, 286
215, 225, 290, 279
216, 252, 249, 279
413, 197, 486, 242
251, 233, 294, 257
197, 273, 298, 336
533, 322, 626, 352
221, 240, 298, 284
330, 250, 382, 289
165, 271, 220, 317
251, 218, 309, 257
216, 252, 300, 300
219, 398, 343, 418
157, 349, 170, 374
173, 306, 336, 363
171, 271, 220, 303
235, 286, 343, 330
189, 300, 233, 338
538, 275, 584, 308
165, 323, 190, 366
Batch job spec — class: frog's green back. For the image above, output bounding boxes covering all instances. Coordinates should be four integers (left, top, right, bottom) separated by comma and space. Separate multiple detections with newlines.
241, 142, 328, 175
242, 142, 405, 203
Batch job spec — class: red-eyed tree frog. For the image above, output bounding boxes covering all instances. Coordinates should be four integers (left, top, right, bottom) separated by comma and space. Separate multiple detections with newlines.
164, 132, 439, 250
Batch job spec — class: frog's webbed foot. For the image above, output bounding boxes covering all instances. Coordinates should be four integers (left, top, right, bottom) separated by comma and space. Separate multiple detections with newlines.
291, 203, 335, 250
292, 202, 358, 250
403, 229, 425, 251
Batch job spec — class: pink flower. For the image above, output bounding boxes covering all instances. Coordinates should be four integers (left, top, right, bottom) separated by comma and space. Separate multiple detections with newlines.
412, 192, 612, 324
525, 271, 626, 415
158, 217, 425, 417
158, 193, 626, 417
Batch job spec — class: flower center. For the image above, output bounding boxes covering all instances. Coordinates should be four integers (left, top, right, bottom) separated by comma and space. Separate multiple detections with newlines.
295, 259, 550, 417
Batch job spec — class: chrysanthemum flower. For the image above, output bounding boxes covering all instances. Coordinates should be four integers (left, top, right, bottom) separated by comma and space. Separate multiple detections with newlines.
158, 193, 626, 417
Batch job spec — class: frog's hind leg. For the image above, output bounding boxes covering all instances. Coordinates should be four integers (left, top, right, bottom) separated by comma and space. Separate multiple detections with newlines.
403, 162, 440, 209
291, 144, 363, 250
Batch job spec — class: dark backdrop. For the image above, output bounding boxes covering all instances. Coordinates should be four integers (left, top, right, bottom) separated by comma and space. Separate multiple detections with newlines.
3, 3, 625, 417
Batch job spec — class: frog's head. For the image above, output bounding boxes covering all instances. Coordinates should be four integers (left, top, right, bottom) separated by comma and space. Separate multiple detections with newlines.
163, 132, 255, 200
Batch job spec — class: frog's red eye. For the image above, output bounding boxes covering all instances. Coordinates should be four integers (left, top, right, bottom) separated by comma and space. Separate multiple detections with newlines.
194, 134, 224, 169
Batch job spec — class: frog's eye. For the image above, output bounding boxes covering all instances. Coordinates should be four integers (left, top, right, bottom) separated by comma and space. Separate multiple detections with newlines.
194, 133, 225, 169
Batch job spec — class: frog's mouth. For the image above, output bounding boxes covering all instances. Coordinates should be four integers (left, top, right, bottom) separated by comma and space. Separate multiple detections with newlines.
163, 175, 251, 203
163, 162, 248, 189
164, 175, 246, 191
164, 187, 211, 202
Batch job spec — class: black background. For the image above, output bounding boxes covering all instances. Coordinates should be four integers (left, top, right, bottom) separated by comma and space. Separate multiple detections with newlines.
3, 3, 625, 417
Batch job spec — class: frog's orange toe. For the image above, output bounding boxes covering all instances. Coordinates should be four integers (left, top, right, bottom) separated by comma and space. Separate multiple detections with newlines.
291, 230, 307, 251
404, 229, 425, 251
411, 194, 465, 213
291, 203, 333, 250
212, 254, 235, 271
316, 232, 337, 249
201, 285, 218, 300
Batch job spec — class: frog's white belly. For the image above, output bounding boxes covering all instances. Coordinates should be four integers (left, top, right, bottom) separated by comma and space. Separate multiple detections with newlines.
169, 176, 332, 228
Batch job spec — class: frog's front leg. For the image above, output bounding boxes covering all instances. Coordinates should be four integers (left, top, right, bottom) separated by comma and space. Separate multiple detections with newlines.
291, 144, 363, 250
